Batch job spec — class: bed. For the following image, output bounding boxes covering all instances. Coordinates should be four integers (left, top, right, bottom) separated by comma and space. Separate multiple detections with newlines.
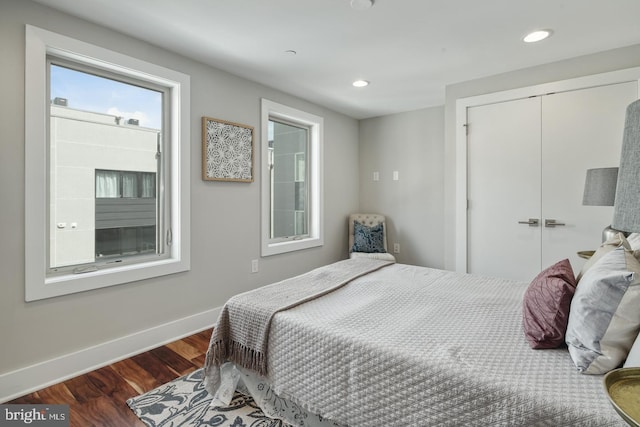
203, 257, 631, 426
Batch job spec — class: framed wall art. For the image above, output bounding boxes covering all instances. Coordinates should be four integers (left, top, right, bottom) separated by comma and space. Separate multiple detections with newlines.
202, 116, 254, 182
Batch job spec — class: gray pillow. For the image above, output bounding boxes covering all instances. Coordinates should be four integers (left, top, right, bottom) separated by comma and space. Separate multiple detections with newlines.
566, 242, 640, 374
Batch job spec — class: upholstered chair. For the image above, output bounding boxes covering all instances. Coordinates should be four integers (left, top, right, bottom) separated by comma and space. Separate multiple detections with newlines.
348, 213, 396, 262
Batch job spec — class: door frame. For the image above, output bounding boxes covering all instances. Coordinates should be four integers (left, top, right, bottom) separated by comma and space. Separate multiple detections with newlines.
454, 67, 640, 274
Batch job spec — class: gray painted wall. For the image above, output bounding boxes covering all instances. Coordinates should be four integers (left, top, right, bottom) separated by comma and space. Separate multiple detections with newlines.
5, 0, 640, 383
358, 107, 445, 268
443, 44, 640, 271
0, 0, 359, 375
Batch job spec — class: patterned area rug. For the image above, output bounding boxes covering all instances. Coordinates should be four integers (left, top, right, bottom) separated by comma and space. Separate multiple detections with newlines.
127, 368, 291, 427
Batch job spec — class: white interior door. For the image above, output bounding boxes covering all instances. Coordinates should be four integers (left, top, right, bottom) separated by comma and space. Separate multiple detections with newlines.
541, 81, 638, 273
467, 97, 542, 281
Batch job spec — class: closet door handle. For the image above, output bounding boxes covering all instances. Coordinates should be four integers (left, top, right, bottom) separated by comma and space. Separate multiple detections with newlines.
518, 218, 539, 226
545, 219, 565, 227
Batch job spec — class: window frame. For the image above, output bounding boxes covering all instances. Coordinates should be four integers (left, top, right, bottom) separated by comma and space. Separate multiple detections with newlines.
25, 25, 191, 301
260, 99, 324, 256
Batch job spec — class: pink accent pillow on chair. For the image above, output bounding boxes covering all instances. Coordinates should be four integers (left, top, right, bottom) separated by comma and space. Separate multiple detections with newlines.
523, 259, 577, 349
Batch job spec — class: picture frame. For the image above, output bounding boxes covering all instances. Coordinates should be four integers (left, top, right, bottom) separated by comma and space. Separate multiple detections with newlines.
202, 116, 254, 182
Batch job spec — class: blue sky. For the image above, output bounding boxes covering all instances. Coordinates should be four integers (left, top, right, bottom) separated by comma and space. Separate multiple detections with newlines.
50, 64, 162, 129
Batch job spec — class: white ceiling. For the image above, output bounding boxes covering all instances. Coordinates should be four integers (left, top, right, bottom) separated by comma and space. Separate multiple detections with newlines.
33, 0, 640, 119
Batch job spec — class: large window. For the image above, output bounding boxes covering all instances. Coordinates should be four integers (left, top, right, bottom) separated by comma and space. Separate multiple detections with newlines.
25, 26, 190, 301
261, 99, 323, 256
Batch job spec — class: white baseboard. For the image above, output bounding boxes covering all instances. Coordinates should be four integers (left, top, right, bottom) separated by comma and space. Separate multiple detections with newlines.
0, 307, 220, 403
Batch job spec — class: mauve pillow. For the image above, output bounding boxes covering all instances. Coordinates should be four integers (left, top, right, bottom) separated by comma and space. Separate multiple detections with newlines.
523, 259, 577, 349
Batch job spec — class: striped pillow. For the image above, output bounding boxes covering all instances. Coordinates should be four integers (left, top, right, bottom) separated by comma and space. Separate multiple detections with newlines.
566, 243, 640, 374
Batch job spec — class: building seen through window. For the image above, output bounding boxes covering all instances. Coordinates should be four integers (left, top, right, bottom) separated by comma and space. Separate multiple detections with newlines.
49, 63, 162, 269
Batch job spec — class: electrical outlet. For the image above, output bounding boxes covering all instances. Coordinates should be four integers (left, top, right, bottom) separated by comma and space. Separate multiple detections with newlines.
393, 243, 400, 254
251, 259, 259, 273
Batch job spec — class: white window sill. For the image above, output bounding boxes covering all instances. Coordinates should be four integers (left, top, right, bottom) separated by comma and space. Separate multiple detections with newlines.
262, 236, 323, 257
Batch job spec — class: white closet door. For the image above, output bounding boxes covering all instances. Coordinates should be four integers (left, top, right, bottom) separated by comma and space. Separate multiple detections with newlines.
541, 81, 638, 273
467, 97, 542, 281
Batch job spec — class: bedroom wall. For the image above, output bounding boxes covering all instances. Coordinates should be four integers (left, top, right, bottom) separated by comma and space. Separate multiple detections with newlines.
358, 107, 445, 268
0, 0, 359, 386
443, 43, 640, 271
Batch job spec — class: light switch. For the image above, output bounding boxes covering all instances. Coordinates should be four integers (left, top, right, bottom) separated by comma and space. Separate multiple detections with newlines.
373, 171, 379, 181
393, 171, 399, 181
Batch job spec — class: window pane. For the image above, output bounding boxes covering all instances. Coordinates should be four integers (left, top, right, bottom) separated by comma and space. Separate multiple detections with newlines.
295, 152, 305, 182
122, 172, 138, 198
269, 120, 308, 239
49, 62, 162, 269
95, 228, 121, 257
96, 170, 119, 197
121, 227, 139, 254
96, 226, 156, 258
140, 225, 156, 252
141, 173, 155, 198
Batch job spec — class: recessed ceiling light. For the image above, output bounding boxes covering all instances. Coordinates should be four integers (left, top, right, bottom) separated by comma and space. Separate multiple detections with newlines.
352, 80, 370, 87
350, 0, 374, 10
523, 29, 553, 43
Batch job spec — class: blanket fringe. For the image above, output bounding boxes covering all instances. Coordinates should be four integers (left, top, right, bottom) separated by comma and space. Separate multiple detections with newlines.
207, 339, 267, 377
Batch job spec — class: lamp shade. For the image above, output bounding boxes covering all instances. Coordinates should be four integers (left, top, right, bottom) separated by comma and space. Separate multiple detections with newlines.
582, 167, 618, 206
612, 99, 640, 233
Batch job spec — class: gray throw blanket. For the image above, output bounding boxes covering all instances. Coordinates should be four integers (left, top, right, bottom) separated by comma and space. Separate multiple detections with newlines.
204, 258, 393, 393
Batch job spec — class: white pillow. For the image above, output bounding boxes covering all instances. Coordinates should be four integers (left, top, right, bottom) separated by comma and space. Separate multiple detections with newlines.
624, 333, 640, 368
576, 233, 625, 282
627, 232, 640, 251
566, 241, 640, 374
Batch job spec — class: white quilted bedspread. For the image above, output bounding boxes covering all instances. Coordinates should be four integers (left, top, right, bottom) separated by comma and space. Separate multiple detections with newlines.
263, 263, 624, 426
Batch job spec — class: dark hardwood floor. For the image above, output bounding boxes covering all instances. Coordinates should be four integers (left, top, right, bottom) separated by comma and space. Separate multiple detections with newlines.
7, 328, 214, 427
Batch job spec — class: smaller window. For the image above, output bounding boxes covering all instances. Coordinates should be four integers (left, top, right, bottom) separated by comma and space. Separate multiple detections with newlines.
261, 99, 323, 256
